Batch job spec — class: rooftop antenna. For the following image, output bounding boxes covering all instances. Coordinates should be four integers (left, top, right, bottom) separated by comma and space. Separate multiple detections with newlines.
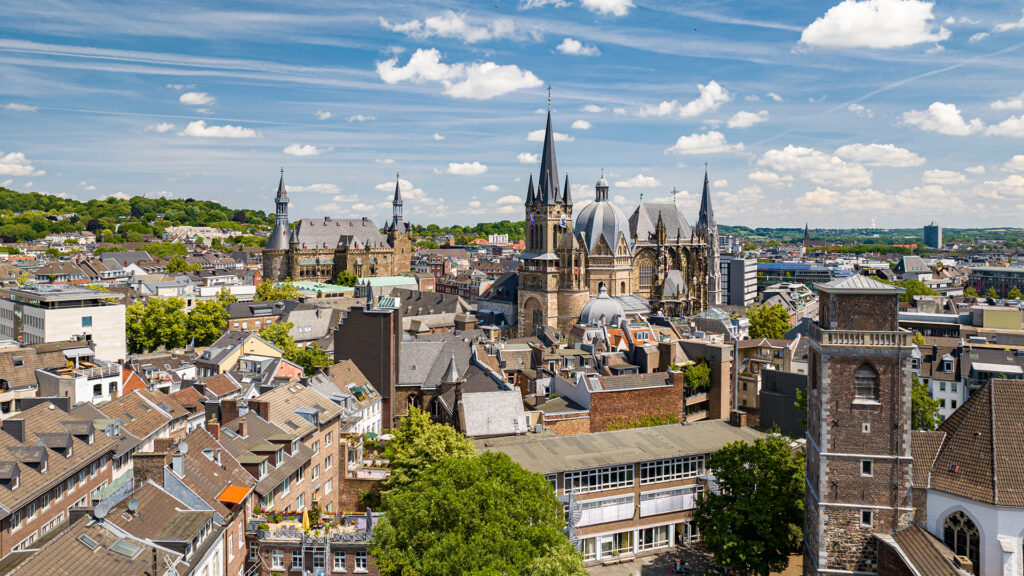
128, 498, 140, 513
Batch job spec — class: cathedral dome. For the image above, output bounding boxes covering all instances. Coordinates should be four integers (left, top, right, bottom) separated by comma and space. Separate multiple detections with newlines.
579, 285, 626, 326
575, 198, 632, 254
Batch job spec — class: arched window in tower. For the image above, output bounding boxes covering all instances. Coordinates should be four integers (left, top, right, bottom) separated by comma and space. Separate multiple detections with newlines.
854, 363, 878, 400
943, 511, 979, 574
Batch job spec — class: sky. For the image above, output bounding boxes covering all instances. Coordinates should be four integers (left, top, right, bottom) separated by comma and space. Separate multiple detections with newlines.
2, 0, 1024, 229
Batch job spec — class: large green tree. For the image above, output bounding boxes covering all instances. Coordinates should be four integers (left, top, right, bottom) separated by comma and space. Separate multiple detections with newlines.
257, 321, 330, 375
1009, 287, 1023, 300
911, 375, 941, 430
126, 297, 189, 353
383, 407, 477, 494
695, 435, 804, 576
166, 255, 201, 273
370, 451, 586, 576
254, 278, 300, 301
334, 270, 358, 287
747, 303, 790, 339
186, 300, 228, 346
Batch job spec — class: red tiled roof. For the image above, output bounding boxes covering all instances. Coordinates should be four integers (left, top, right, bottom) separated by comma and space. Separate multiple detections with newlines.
121, 368, 148, 394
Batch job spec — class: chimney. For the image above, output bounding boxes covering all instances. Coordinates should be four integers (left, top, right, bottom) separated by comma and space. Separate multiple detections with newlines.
239, 418, 248, 438
153, 438, 175, 453
221, 399, 240, 424
206, 418, 220, 441
132, 451, 171, 486
729, 410, 748, 427
2, 419, 25, 443
172, 452, 185, 478
248, 399, 270, 421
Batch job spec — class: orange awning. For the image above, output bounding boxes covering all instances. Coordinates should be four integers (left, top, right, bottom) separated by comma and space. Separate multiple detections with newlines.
217, 485, 251, 504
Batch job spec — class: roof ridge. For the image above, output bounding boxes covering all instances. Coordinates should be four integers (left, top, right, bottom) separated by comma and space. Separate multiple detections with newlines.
990, 381, 998, 505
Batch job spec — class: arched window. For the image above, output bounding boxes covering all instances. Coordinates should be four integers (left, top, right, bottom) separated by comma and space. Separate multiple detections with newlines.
943, 511, 979, 575
620, 281, 626, 295
637, 253, 655, 293
854, 364, 878, 400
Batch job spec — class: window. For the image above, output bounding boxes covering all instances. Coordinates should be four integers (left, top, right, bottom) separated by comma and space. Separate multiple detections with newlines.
295, 464, 304, 484
861, 460, 873, 477
862, 423, 871, 434
637, 525, 670, 551
860, 509, 873, 527
325, 432, 332, 446
939, 381, 946, 391
280, 476, 290, 496
333, 551, 346, 571
297, 493, 304, 509
545, 473, 558, 492
952, 400, 958, 409
355, 551, 368, 573
577, 495, 634, 527
854, 364, 879, 400
227, 534, 234, 561
250, 543, 259, 561
325, 479, 332, 493
325, 455, 332, 470
271, 550, 284, 570
12, 531, 37, 551
291, 549, 303, 570
640, 456, 704, 484
952, 382, 958, 392
943, 512, 980, 574
12, 356, 24, 368
81, 316, 92, 327
312, 441, 319, 455
564, 465, 634, 494
312, 551, 325, 571
312, 465, 320, 481
639, 485, 704, 517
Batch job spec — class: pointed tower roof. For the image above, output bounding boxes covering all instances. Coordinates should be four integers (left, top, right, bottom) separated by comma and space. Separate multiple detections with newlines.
276, 168, 287, 198
525, 172, 535, 206
804, 222, 810, 244
698, 167, 714, 227
538, 111, 560, 204
563, 172, 572, 206
441, 350, 462, 384
392, 174, 403, 205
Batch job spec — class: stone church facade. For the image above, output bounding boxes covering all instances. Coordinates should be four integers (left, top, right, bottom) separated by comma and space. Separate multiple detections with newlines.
517, 110, 717, 335
263, 173, 413, 283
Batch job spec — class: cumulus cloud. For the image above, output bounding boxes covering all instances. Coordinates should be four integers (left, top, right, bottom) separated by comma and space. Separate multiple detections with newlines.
985, 115, 1024, 137
527, 129, 574, 142
902, 102, 983, 135
377, 48, 542, 100
665, 131, 744, 155
848, 103, 874, 117
572, 119, 592, 130
445, 161, 488, 175
315, 110, 333, 120
557, 37, 600, 56
758, 145, 872, 187
1003, 155, 1024, 172
375, 178, 426, 201
714, 179, 728, 187
145, 122, 175, 133
283, 144, 322, 157
966, 165, 987, 174
727, 110, 769, 128
797, 184, 966, 215
376, 158, 395, 164
433, 133, 445, 140
800, 0, 950, 49
180, 121, 260, 138
970, 32, 990, 43
347, 114, 377, 122
580, 0, 634, 16
102, 192, 131, 201
992, 91, 1024, 111
483, 185, 502, 193
833, 143, 925, 167
4, 103, 37, 111
496, 194, 521, 204
638, 81, 730, 118
179, 91, 215, 106
922, 169, 966, 185
748, 171, 794, 184
583, 104, 604, 113
380, 11, 516, 43
975, 175, 1024, 200
766, 92, 783, 102
0, 151, 44, 177
289, 183, 341, 194
994, 10, 1024, 32
517, 152, 539, 164
615, 174, 661, 188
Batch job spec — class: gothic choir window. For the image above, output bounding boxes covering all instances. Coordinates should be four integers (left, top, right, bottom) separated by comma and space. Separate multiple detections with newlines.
638, 254, 655, 292
943, 512, 979, 575
854, 363, 879, 400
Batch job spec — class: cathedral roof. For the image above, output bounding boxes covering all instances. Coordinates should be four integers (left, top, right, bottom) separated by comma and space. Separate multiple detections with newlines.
574, 198, 631, 254
290, 217, 388, 250
662, 269, 688, 300
629, 203, 692, 244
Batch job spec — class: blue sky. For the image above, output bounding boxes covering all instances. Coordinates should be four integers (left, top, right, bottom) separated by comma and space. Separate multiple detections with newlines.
2, 0, 1024, 228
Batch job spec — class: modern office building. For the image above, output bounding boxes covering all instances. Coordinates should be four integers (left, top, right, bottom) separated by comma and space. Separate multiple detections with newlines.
923, 221, 942, 249
756, 262, 850, 294
967, 266, 1024, 298
720, 255, 757, 306
0, 286, 126, 362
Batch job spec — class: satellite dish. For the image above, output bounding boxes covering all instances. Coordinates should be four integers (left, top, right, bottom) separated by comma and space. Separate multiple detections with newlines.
94, 502, 108, 520
179, 441, 189, 455
127, 498, 139, 513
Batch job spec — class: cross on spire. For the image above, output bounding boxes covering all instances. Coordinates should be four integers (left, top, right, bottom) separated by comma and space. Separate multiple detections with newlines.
547, 84, 552, 110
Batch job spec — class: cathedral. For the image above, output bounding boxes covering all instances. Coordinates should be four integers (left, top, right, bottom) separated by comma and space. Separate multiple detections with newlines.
518, 109, 720, 336
263, 170, 414, 283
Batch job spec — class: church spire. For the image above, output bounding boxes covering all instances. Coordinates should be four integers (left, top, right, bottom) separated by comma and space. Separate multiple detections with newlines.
391, 172, 403, 230
525, 171, 535, 206
538, 109, 560, 204
804, 222, 810, 245
698, 164, 714, 228
562, 172, 572, 206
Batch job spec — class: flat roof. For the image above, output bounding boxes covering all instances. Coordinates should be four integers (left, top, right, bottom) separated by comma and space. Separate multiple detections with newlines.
3, 286, 125, 302
475, 420, 764, 475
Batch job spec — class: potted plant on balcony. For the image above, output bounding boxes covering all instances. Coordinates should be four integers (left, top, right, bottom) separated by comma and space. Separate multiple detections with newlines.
684, 359, 711, 396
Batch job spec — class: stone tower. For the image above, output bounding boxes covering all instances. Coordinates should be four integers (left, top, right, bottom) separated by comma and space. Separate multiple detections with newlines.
696, 168, 721, 306
263, 169, 291, 281
387, 175, 413, 274
803, 276, 914, 575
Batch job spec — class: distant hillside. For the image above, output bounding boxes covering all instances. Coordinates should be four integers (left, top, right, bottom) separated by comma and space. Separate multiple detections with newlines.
0, 187, 272, 243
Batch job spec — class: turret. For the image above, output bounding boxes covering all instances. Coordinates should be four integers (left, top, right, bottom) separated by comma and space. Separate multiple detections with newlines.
391, 173, 403, 231
562, 172, 572, 207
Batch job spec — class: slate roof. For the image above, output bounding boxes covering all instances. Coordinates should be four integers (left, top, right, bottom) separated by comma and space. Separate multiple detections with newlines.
291, 217, 388, 250
458, 390, 529, 437
390, 288, 471, 317
876, 523, 967, 576
818, 274, 904, 294
399, 336, 473, 389
219, 413, 313, 496
311, 360, 381, 411
438, 364, 504, 413
225, 299, 306, 319
895, 255, 930, 275
587, 372, 673, 392
574, 198, 632, 254
108, 481, 214, 542
629, 203, 692, 244
70, 403, 143, 459
97, 390, 175, 441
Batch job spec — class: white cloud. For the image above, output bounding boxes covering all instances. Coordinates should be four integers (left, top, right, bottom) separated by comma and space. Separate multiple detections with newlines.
797, 184, 965, 214
289, 183, 341, 194
800, 0, 950, 49
638, 81, 730, 118
848, 103, 874, 117
179, 91, 215, 106
665, 131, 744, 155
922, 169, 965, 185
970, 32, 990, 43
613, 107, 626, 115
615, 174, 661, 188
377, 48, 542, 100
1003, 155, 1024, 173
82, 184, 96, 191
902, 102, 983, 135
992, 91, 1024, 111
0, 179, 11, 187
145, 122, 175, 133
985, 115, 1024, 137
713, 179, 728, 187
180, 121, 259, 138
483, 185, 502, 193
375, 178, 426, 201
445, 161, 488, 175
758, 145, 872, 187
994, 11, 1024, 32
433, 133, 445, 140
497, 194, 521, 204
727, 110, 769, 128
0, 151, 44, 177
748, 170, 794, 184
4, 103, 37, 111
347, 114, 377, 122
976, 175, 1024, 200
715, 186, 766, 219
102, 192, 131, 201
833, 143, 925, 167
571, 119, 592, 130
580, 0, 634, 16
517, 152, 539, 164
583, 104, 604, 113
557, 38, 600, 56
376, 158, 395, 164
315, 110, 333, 120
766, 92, 783, 102
145, 190, 172, 199
283, 144, 322, 157
527, 130, 574, 142
380, 11, 517, 43
966, 165, 987, 175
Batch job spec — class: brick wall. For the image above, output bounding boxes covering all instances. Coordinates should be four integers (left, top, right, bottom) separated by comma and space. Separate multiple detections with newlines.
544, 414, 590, 436
820, 292, 898, 331
338, 477, 380, 513
334, 307, 400, 426
256, 543, 379, 576
876, 539, 915, 576
589, 374, 684, 432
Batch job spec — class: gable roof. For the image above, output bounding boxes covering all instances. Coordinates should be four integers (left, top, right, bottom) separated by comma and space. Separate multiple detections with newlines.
255, 384, 342, 437
629, 203, 692, 244
909, 430, 946, 489
818, 274, 904, 294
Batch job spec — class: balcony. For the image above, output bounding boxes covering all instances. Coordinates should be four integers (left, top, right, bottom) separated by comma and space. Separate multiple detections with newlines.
808, 323, 912, 348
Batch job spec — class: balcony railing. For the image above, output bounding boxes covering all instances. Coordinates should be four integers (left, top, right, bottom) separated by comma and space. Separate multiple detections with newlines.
808, 323, 911, 348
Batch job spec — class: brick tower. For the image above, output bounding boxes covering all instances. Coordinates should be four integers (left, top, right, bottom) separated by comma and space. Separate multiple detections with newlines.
803, 275, 914, 575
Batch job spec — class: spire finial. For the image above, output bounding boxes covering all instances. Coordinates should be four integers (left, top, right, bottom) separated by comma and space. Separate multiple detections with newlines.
672, 186, 678, 205
396, 171, 399, 180
600, 167, 604, 178
280, 167, 284, 176
639, 192, 643, 203
547, 84, 552, 110
704, 161, 709, 172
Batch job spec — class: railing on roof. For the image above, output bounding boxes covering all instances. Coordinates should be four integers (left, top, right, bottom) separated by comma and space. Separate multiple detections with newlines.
808, 323, 912, 348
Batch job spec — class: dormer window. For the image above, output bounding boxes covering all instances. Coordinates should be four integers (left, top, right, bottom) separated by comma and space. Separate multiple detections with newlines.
258, 460, 268, 480
275, 449, 284, 467
10, 476, 18, 490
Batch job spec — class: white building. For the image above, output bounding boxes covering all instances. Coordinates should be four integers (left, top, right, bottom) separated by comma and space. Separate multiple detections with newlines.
0, 286, 127, 362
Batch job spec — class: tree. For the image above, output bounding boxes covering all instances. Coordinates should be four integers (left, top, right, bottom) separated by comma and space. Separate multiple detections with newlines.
370, 451, 586, 576
963, 286, 978, 298
747, 304, 790, 339
215, 286, 237, 306
896, 279, 937, 303
126, 297, 189, 353
695, 435, 804, 576
166, 255, 201, 273
793, 387, 807, 428
186, 300, 228, 346
912, 332, 926, 346
257, 321, 330, 375
911, 375, 941, 430
334, 270, 358, 287
383, 407, 477, 494
985, 286, 999, 299
254, 278, 300, 301
684, 359, 712, 393
1009, 287, 1023, 300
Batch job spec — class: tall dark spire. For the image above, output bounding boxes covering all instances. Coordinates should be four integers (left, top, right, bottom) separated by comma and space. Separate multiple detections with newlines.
266, 168, 291, 250
562, 172, 572, 206
537, 110, 560, 204
698, 165, 714, 227
391, 172, 403, 230
804, 222, 809, 244
525, 172, 535, 206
